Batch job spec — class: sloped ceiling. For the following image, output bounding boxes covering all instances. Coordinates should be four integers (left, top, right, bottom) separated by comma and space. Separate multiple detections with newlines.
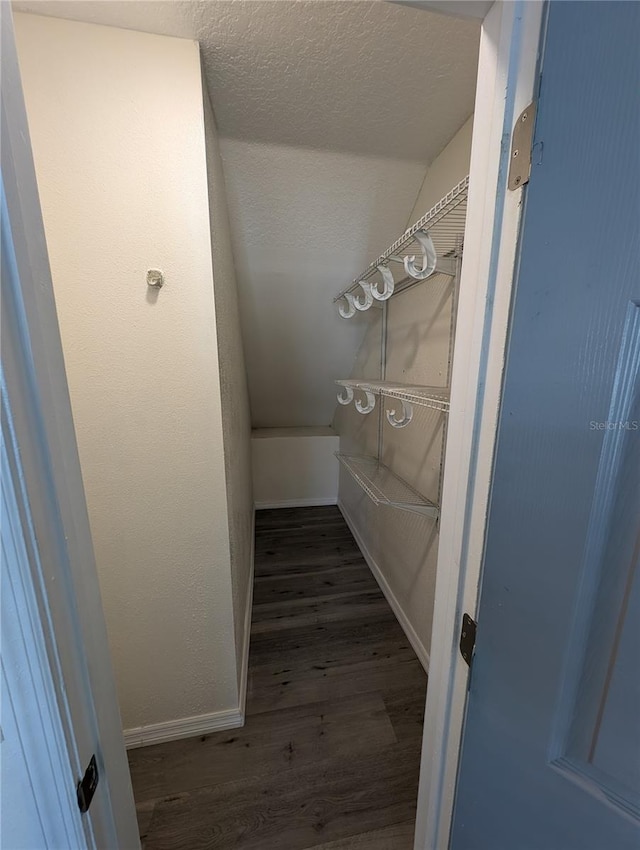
13, 0, 480, 427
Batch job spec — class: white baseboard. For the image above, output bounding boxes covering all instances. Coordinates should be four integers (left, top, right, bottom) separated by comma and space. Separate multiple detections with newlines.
237, 508, 255, 719
254, 497, 337, 510
124, 707, 244, 749
338, 500, 430, 673
125, 510, 257, 751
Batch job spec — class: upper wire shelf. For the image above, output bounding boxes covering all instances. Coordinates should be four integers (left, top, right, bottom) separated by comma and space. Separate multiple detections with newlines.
334, 176, 468, 317
336, 452, 439, 519
336, 380, 449, 411
336, 379, 449, 428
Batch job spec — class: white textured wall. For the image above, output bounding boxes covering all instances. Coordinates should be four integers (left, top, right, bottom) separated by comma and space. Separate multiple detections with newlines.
202, 85, 254, 684
14, 13, 240, 730
336, 118, 473, 662
408, 116, 474, 221
220, 138, 427, 427
252, 428, 339, 508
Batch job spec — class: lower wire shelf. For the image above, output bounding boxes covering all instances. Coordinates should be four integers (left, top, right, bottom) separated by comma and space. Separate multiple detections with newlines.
336, 452, 439, 519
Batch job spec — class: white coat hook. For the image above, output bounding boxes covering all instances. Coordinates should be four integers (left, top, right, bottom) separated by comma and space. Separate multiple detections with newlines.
370, 265, 395, 301
353, 281, 374, 311
386, 399, 414, 428
338, 292, 357, 318
336, 386, 354, 405
355, 390, 376, 414
404, 230, 437, 280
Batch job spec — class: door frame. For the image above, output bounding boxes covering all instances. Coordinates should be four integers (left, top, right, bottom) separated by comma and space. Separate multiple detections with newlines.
414, 2, 545, 848
1, 6, 140, 847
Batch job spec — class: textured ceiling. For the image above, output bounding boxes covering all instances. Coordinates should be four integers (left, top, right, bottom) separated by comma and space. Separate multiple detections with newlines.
13, 1, 480, 427
13, 1, 480, 162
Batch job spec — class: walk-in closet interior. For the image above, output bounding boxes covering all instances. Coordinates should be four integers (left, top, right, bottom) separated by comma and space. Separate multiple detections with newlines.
10, 1, 485, 846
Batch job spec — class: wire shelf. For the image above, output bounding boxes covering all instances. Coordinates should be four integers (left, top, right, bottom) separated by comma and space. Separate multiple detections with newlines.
334, 175, 468, 303
336, 453, 439, 518
335, 380, 450, 413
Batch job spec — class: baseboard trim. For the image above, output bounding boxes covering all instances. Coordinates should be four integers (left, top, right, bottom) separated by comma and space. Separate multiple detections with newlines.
254, 497, 337, 510
125, 510, 257, 751
338, 500, 430, 673
237, 508, 255, 719
124, 707, 244, 750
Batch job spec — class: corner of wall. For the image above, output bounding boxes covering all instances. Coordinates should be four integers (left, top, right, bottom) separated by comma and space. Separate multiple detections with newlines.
201, 70, 255, 707
237, 506, 255, 720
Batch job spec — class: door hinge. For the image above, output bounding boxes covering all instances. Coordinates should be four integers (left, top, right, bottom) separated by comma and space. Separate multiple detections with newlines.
459, 613, 477, 668
508, 100, 536, 190
76, 754, 99, 814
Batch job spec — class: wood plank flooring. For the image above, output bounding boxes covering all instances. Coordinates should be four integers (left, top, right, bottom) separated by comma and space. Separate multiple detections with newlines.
128, 506, 428, 850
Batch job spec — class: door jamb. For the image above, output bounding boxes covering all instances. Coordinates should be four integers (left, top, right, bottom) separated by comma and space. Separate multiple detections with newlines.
1, 6, 140, 847
413, 2, 545, 848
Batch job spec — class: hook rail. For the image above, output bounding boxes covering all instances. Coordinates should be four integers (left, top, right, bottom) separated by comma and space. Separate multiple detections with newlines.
335, 379, 450, 426
334, 176, 468, 317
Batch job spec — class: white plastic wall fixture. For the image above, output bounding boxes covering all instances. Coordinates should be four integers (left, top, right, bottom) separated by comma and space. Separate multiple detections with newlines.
338, 266, 395, 318
146, 269, 164, 288
404, 229, 437, 280
353, 281, 374, 311
355, 390, 376, 414
338, 292, 357, 318
337, 385, 355, 405
386, 399, 414, 428
370, 264, 395, 301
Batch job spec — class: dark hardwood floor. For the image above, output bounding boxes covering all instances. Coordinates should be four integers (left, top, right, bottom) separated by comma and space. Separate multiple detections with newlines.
128, 506, 428, 850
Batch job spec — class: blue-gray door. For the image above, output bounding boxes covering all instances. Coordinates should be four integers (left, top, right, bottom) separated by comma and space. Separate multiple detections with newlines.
450, 2, 640, 848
